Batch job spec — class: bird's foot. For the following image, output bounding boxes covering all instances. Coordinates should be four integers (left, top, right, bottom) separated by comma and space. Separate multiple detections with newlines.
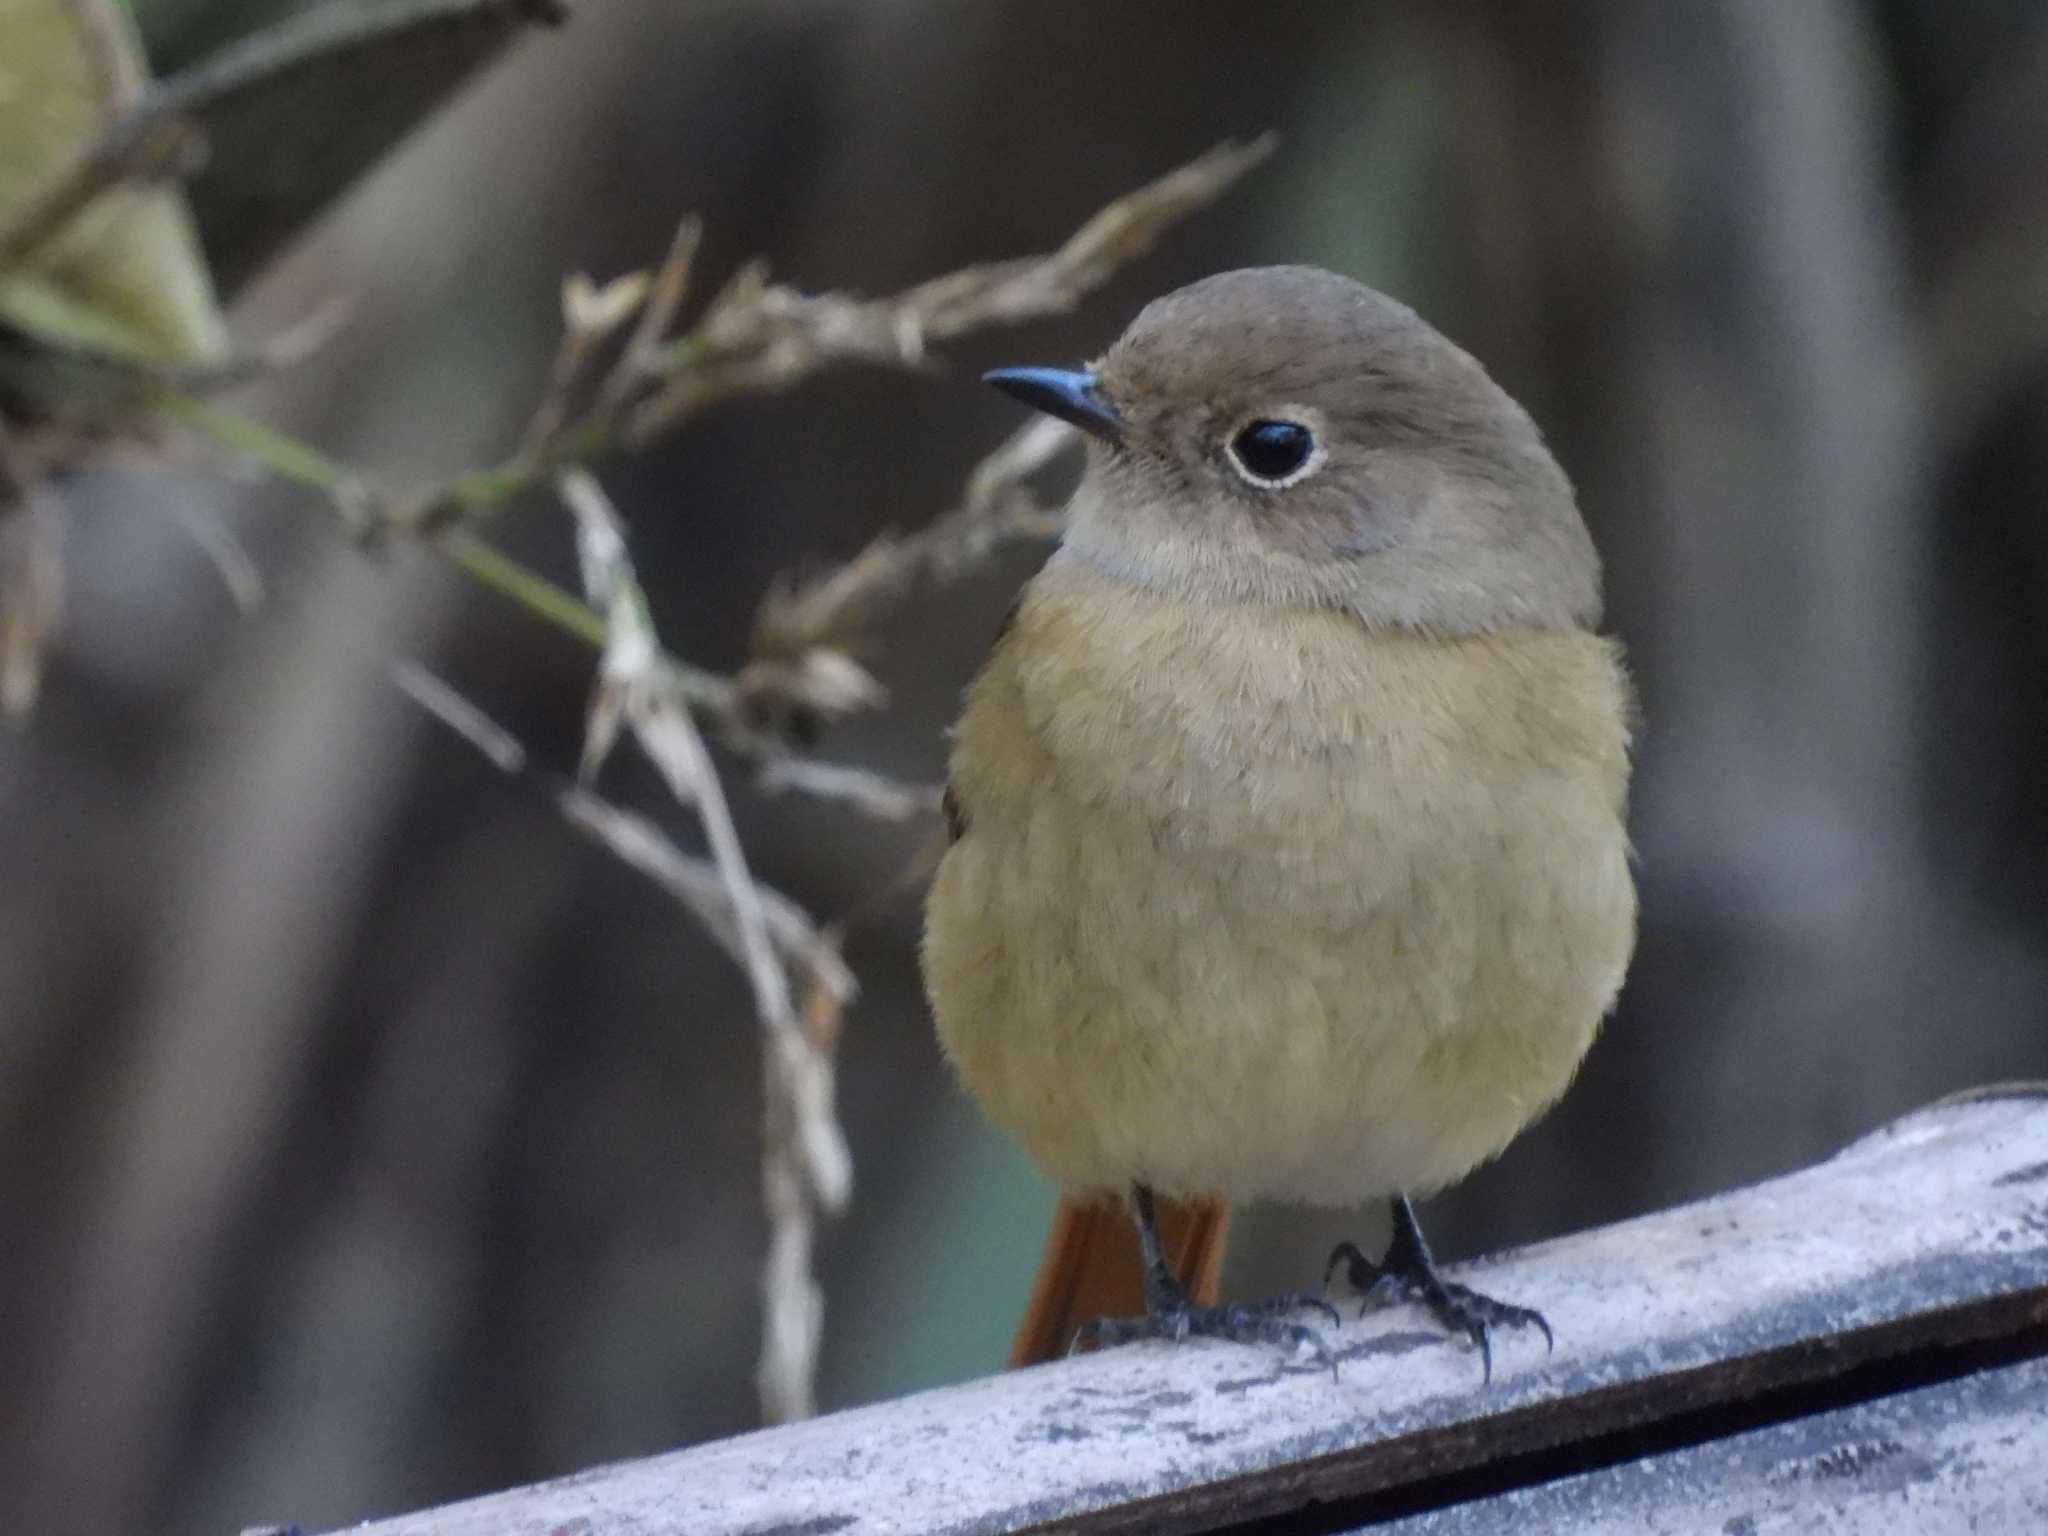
1073, 1290, 1341, 1377
1326, 1231, 1552, 1384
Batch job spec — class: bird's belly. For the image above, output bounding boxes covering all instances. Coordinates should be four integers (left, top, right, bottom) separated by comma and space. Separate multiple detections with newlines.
926, 748, 1633, 1207
923, 582, 1636, 1206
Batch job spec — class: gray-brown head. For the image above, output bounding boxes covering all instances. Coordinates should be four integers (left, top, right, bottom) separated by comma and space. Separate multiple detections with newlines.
987, 266, 1601, 633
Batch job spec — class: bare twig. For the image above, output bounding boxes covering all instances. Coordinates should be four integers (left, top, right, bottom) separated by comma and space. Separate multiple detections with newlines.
392, 661, 854, 998
393, 663, 855, 1013
752, 756, 942, 822
594, 216, 703, 418
557, 792, 855, 1004
169, 505, 264, 612
750, 414, 1075, 669
172, 298, 354, 393
623, 136, 1277, 446
392, 658, 527, 772
144, 138, 1256, 758
521, 270, 651, 452
561, 468, 850, 1422
732, 411, 1075, 743
395, 136, 1271, 529
164, 384, 1081, 799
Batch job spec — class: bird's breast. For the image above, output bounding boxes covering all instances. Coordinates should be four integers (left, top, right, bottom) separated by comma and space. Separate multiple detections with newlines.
923, 558, 1636, 1205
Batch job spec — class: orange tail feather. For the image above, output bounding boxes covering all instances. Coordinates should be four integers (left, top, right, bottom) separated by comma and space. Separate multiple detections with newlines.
1007, 1193, 1231, 1368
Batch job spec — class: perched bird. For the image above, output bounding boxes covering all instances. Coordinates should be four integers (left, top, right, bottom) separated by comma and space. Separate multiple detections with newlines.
923, 266, 1636, 1375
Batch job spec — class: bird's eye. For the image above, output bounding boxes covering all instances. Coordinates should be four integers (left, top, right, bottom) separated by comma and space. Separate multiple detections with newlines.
1228, 418, 1317, 486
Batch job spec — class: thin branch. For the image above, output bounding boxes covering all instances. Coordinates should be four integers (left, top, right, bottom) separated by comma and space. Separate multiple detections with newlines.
171, 298, 355, 393
593, 216, 703, 418
750, 414, 1075, 668
560, 468, 850, 1423
557, 791, 855, 1004
622, 137, 1278, 445
393, 659, 526, 773
163, 378, 1080, 805
169, 505, 264, 612
391, 660, 854, 1000
752, 756, 942, 822
391, 136, 1272, 529
521, 271, 652, 452
140, 138, 1255, 767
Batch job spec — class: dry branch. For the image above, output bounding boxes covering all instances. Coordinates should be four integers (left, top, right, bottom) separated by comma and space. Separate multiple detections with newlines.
750, 415, 1075, 666
560, 468, 850, 1422
621, 137, 1277, 444
391, 661, 854, 1002
31, 136, 1264, 763
148, 138, 1263, 777
394, 642, 865, 1449
396, 135, 1273, 528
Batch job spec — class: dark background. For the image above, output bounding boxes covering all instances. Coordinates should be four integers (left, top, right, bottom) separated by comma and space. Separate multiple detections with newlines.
3, 2, 2046, 1533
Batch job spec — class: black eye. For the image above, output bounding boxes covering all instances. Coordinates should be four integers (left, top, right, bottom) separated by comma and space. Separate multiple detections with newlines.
1229, 419, 1315, 484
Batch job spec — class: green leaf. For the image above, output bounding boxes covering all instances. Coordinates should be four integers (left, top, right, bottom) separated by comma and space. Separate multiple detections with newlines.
138, 0, 568, 296
0, 0, 226, 363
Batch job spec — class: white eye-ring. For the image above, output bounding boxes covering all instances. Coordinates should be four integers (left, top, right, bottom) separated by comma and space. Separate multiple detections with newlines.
1225, 406, 1327, 489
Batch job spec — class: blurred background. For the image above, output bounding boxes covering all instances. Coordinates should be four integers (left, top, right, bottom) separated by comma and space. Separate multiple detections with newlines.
3, 1, 2047, 1532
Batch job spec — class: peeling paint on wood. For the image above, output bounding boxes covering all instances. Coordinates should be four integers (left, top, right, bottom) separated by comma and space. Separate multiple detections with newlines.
327, 1094, 2048, 1536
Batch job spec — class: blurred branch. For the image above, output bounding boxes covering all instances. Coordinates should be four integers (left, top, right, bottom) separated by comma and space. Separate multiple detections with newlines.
395, 135, 1273, 530
10, 37, 1261, 749
168, 502, 264, 612
165, 383, 967, 815
753, 757, 942, 822
157, 129, 1259, 761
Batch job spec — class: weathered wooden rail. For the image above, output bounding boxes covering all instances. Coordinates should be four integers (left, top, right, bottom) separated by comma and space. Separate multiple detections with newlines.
330, 1089, 2048, 1535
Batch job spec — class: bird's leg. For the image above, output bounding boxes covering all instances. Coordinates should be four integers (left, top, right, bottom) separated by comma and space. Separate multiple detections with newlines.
1074, 1184, 1339, 1374
1325, 1194, 1552, 1383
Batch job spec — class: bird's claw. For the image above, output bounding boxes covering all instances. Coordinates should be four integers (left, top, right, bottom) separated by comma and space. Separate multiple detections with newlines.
1072, 1292, 1340, 1379
1326, 1237, 1551, 1384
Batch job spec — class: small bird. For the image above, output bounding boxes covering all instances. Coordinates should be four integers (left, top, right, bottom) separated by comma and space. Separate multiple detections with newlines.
923, 266, 1636, 1376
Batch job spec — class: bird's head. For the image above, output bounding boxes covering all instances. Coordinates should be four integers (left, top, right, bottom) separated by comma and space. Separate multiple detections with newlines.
987, 265, 1600, 634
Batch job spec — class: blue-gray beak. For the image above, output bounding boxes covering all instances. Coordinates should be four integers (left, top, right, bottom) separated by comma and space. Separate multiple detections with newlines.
983, 366, 1124, 445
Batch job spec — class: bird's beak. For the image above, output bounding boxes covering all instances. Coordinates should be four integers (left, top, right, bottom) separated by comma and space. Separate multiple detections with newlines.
983, 366, 1124, 445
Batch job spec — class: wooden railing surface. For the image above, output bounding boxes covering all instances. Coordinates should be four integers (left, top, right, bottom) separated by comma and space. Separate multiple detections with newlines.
330, 1089, 2048, 1535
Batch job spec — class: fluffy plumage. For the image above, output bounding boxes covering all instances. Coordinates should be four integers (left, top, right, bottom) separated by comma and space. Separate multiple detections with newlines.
925, 263, 1634, 1232
926, 559, 1634, 1204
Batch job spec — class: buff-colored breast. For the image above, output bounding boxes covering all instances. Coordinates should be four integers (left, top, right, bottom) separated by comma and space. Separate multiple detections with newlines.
922, 557, 1636, 1206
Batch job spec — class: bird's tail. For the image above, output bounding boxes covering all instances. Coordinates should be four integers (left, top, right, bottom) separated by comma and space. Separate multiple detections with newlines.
1007, 1192, 1231, 1367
